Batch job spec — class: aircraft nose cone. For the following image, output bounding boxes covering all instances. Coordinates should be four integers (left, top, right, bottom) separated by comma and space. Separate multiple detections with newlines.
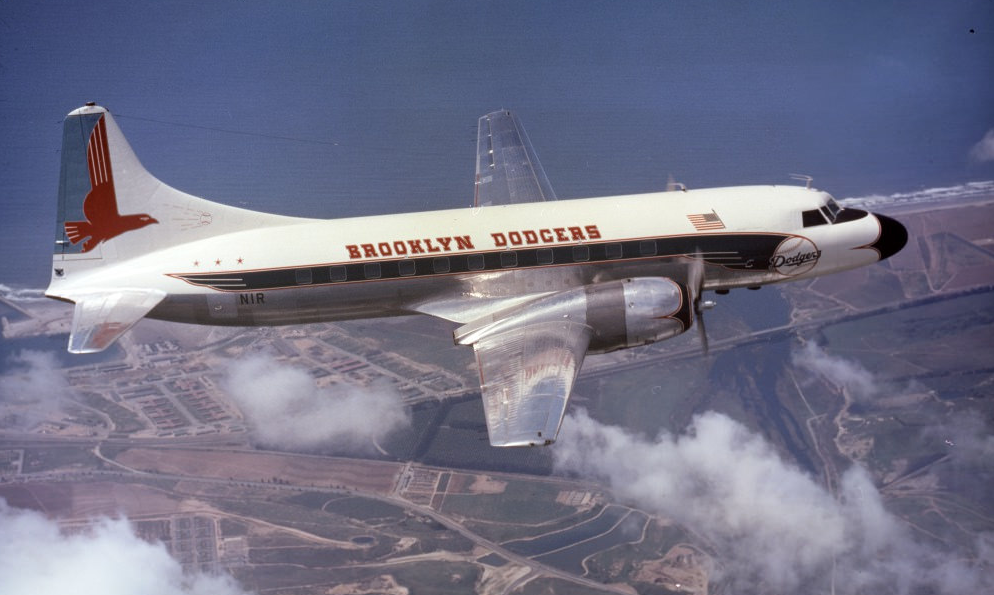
871, 214, 908, 261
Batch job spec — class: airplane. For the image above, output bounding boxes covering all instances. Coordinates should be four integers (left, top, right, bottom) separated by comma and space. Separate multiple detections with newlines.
46, 103, 908, 447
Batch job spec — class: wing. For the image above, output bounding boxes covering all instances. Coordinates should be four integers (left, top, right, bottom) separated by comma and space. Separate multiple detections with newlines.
64, 289, 166, 353
470, 320, 591, 446
474, 110, 557, 207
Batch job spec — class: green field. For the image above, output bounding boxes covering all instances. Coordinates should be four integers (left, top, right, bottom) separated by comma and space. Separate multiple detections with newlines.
440, 479, 576, 524
465, 503, 607, 544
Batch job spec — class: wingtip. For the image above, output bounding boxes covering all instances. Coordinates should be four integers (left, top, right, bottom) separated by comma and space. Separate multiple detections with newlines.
489, 433, 558, 448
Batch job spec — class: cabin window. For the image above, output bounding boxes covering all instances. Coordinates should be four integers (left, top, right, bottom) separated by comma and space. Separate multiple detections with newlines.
329, 265, 347, 281
433, 257, 450, 273
639, 240, 657, 256
573, 245, 590, 262
364, 263, 381, 279
398, 260, 416, 277
536, 248, 554, 265
295, 268, 313, 285
605, 243, 623, 259
500, 252, 517, 268
803, 209, 828, 227
467, 254, 485, 271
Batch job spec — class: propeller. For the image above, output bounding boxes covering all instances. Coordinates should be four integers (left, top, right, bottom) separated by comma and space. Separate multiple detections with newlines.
695, 297, 716, 355
688, 253, 715, 355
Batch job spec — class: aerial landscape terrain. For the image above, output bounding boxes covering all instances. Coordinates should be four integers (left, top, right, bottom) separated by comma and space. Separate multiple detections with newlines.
1, 190, 992, 594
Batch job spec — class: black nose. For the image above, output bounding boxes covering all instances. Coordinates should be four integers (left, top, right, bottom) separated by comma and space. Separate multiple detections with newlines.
871, 214, 908, 261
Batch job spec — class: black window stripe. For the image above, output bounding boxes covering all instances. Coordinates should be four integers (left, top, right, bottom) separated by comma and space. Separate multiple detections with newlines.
174, 233, 791, 291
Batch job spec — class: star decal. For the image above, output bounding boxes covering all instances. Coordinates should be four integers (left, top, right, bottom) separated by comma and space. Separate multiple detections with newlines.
237, 257, 244, 265
193, 260, 200, 267
215, 259, 222, 266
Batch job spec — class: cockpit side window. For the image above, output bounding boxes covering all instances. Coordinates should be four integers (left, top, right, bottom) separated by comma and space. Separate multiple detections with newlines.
802, 209, 828, 227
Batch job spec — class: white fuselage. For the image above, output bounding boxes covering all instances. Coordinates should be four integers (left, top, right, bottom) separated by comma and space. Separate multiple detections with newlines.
49, 185, 886, 329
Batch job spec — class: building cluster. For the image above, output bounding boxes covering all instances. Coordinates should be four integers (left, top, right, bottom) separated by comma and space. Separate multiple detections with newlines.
135, 515, 220, 574
397, 464, 443, 506
67, 345, 236, 437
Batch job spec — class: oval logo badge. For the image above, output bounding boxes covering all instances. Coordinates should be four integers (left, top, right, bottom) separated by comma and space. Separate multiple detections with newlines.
769, 237, 821, 276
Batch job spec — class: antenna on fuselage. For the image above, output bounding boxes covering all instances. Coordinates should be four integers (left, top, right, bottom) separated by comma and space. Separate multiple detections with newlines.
666, 173, 687, 192
789, 174, 814, 190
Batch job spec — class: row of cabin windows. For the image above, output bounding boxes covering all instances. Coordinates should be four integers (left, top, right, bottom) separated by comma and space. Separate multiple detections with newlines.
295, 240, 661, 285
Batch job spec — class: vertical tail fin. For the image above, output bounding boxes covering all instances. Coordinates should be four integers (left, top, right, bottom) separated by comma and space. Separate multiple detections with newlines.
48, 103, 308, 352
51, 104, 307, 278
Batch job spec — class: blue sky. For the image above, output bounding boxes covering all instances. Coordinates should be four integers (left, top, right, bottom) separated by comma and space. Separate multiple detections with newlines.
2, 1, 992, 287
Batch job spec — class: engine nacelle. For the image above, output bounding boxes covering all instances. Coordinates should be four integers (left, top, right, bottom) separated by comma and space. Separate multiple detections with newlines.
584, 277, 693, 353
454, 277, 693, 354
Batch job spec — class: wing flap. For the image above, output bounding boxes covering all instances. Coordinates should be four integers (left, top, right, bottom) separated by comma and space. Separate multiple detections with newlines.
64, 289, 166, 353
475, 110, 557, 206
473, 320, 591, 446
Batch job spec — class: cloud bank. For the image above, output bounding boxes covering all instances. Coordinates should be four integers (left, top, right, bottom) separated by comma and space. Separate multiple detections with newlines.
0, 284, 47, 302
0, 500, 251, 595
842, 180, 994, 209
223, 353, 410, 451
554, 410, 992, 594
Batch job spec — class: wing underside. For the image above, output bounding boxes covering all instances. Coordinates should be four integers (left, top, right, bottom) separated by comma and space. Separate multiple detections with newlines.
471, 320, 591, 446
474, 110, 557, 207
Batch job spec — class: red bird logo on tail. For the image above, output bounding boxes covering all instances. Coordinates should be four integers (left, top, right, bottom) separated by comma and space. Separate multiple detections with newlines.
64, 115, 158, 252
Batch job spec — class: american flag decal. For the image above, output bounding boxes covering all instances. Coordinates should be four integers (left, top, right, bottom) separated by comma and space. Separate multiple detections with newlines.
687, 210, 725, 231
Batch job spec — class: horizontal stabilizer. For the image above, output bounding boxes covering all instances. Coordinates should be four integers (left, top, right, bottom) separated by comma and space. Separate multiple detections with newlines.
66, 289, 166, 353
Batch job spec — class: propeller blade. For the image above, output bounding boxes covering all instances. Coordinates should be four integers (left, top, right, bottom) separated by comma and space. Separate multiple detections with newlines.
687, 252, 711, 354
696, 304, 710, 355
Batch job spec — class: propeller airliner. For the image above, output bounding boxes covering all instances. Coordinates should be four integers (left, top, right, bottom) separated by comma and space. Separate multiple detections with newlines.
47, 104, 907, 446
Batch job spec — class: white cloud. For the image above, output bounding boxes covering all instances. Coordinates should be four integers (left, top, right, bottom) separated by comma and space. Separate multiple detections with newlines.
969, 129, 994, 163
842, 180, 994, 209
0, 284, 47, 302
791, 342, 879, 402
223, 353, 410, 451
0, 350, 71, 429
0, 500, 252, 595
553, 409, 993, 594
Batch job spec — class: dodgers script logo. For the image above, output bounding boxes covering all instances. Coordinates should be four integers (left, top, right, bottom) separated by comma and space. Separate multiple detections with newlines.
769, 236, 821, 276
64, 115, 158, 252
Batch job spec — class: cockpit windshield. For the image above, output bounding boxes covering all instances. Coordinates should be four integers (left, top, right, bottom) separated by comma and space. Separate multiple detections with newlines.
823, 197, 842, 221
803, 196, 852, 228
